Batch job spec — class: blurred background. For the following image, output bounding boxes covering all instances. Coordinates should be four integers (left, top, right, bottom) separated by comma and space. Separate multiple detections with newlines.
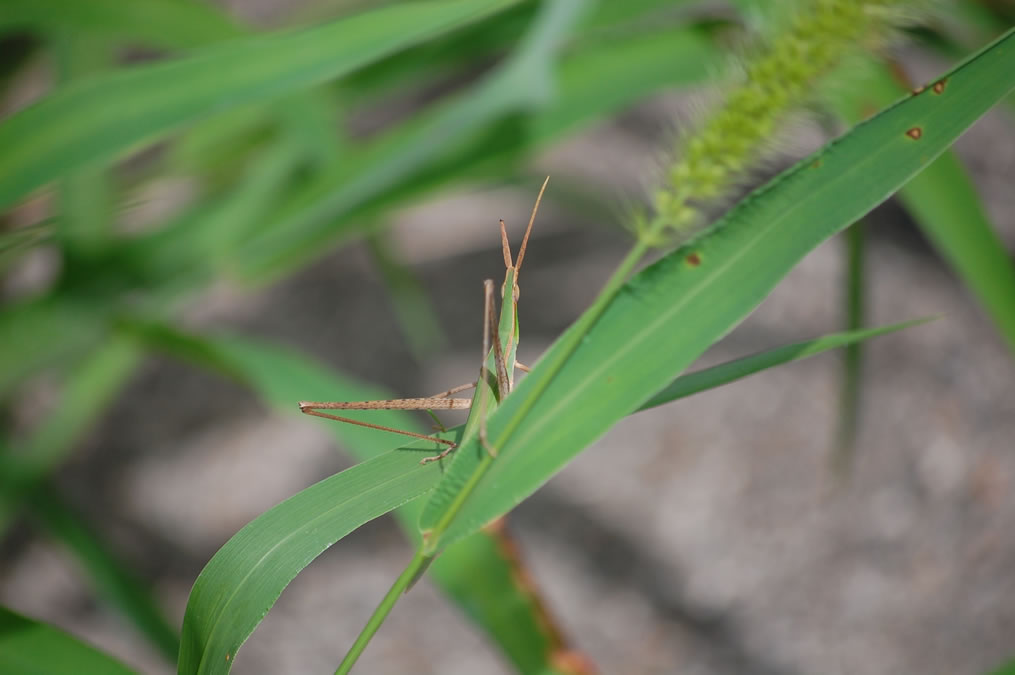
1, 1, 1014, 673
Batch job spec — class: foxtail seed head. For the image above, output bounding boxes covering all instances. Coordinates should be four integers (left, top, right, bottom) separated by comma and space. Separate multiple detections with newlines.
640, 0, 933, 247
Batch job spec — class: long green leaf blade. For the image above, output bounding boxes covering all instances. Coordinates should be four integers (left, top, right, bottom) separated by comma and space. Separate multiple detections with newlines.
897, 150, 1015, 352
637, 319, 933, 412
0, 0, 520, 209
0, 0, 243, 49
0, 605, 137, 675
178, 447, 445, 675
420, 28, 1015, 547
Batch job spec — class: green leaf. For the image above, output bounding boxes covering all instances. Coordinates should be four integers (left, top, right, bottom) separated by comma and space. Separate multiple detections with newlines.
0, 0, 243, 49
178, 446, 445, 675
136, 326, 579, 674
419, 28, 1015, 549
637, 319, 932, 411
0, 0, 521, 209
833, 222, 867, 473
0, 605, 136, 675
56, 32, 114, 258
897, 150, 1015, 353
832, 59, 1015, 355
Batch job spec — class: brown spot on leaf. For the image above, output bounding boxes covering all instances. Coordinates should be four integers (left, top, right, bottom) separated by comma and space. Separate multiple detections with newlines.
911, 85, 925, 95
811, 158, 823, 169
932, 79, 947, 94
686, 252, 701, 266
906, 127, 923, 140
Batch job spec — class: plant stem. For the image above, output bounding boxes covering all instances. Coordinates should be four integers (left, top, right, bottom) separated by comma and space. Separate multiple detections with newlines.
335, 548, 431, 675
833, 220, 866, 475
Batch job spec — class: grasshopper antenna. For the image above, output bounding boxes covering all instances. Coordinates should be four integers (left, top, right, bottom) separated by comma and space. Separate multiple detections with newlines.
499, 218, 513, 269
513, 175, 549, 275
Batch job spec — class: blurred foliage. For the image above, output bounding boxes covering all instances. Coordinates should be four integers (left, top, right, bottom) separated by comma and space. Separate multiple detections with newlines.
0, 0, 1013, 672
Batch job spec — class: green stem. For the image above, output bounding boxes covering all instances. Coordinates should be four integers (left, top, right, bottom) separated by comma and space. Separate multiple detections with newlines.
335, 548, 431, 675
833, 220, 866, 475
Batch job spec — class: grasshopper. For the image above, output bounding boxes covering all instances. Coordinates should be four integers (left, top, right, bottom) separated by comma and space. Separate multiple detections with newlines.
299, 177, 548, 463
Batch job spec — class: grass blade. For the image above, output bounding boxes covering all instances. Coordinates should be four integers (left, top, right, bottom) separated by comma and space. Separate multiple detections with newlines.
0, 605, 137, 675
0, 0, 243, 49
0, 0, 521, 209
177, 446, 445, 675
832, 59, 1015, 354
833, 222, 867, 473
897, 150, 1015, 353
419, 28, 1015, 549
637, 318, 933, 411
55, 32, 113, 257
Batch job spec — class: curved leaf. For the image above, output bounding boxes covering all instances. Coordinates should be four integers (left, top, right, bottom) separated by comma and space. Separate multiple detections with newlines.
178, 447, 446, 675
